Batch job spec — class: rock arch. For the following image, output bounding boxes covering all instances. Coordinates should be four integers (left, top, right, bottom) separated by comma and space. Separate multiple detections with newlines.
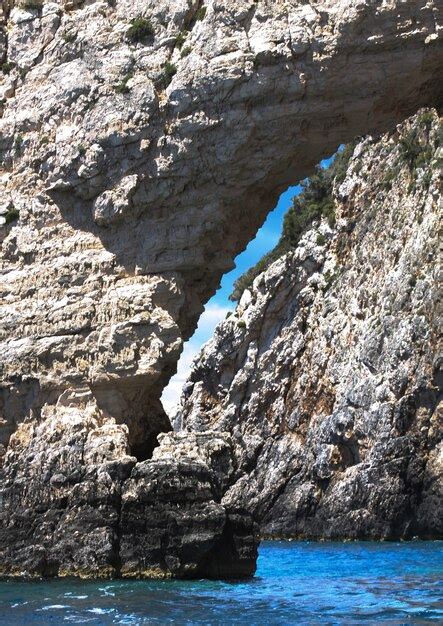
0, 0, 442, 577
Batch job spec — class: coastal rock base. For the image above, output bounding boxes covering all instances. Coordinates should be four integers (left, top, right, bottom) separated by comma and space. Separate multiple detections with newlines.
119, 432, 258, 579
0, 400, 258, 579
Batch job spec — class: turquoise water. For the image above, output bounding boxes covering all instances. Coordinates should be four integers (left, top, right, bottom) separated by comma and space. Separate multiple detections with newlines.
0, 541, 442, 624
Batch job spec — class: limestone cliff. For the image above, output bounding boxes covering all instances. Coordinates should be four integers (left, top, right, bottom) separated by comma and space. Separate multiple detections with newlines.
0, 0, 442, 578
1, 0, 441, 459
178, 110, 442, 540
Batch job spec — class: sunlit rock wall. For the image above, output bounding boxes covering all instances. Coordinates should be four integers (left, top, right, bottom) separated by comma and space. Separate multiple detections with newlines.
178, 111, 442, 539
1, 0, 442, 457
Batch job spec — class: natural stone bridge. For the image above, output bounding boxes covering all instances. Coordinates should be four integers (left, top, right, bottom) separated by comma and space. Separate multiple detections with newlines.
0, 0, 441, 578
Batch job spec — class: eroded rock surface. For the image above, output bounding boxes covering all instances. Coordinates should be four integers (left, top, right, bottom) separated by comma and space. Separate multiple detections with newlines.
0, 0, 442, 577
120, 431, 257, 579
1, 1, 442, 454
0, 392, 257, 578
178, 111, 443, 540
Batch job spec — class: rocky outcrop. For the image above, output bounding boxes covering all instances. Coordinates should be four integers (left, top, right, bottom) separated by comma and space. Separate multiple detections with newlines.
178, 111, 442, 540
120, 431, 257, 579
0, 0, 442, 577
0, 391, 257, 578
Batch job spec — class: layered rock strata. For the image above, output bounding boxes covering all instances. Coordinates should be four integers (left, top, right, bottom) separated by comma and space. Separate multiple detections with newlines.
0, 0, 442, 577
1, 1, 442, 453
178, 111, 443, 540
0, 391, 257, 578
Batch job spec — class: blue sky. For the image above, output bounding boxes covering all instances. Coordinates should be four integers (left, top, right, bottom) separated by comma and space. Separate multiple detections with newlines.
213, 183, 301, 306
161, 184, 301, 415
162, 156, 336, 415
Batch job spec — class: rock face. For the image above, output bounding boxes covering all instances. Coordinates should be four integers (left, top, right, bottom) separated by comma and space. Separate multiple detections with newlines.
0, 391, 257, 578
0, 0, 442, 577
120, 431, 257, 579
178, 111, 442, 540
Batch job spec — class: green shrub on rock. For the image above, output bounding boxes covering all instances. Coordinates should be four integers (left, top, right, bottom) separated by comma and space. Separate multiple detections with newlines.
399, 129, 424, 170
158, 62, 177, 89
1, 61, 15, 74
230, 144, 356, 302
21, 0, 42, 9
5, 207, 19, 224
14, 135, 24, 154
114, 72, 133, 94
126, 17, 154, 43
195, 7, 207, 21
174, 31, 188, 50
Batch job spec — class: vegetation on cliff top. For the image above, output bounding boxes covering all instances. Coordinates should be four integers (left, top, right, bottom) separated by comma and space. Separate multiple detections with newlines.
229, 144, 355, 302
230, 110, 441, 303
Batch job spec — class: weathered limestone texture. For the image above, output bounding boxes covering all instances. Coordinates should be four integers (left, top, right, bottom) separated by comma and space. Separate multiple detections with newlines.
120, 431, 258, 579
178, 111, 442, 540
0, 390, 257, 577
0, 0, 442, 577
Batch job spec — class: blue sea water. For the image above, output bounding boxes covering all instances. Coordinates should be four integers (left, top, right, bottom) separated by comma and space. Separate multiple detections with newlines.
0, 541, 441, 625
